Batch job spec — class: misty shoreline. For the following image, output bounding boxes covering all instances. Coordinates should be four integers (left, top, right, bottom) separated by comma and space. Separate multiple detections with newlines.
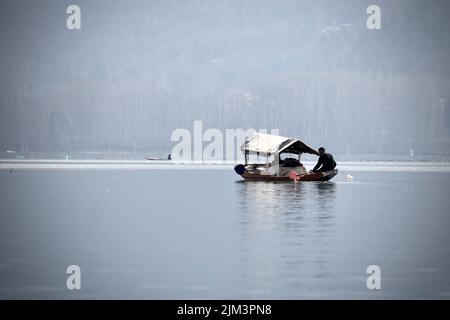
2, 151, 450, 162
1, 159, 450, 173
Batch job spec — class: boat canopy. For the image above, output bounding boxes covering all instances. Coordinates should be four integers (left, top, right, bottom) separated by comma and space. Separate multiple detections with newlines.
241, 133, 319, 156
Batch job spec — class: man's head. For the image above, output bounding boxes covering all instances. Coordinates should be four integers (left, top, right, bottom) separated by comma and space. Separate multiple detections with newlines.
318, 147, 325, 155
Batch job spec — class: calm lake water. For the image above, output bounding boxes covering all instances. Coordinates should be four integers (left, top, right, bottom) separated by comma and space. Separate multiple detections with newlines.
0, 164, 449, 299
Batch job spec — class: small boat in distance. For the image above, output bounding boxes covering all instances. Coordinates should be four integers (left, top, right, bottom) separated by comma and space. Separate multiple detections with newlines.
234, 133, 338, 181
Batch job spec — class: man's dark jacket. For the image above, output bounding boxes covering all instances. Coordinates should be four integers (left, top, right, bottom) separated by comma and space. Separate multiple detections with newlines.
313, 152, 336, 172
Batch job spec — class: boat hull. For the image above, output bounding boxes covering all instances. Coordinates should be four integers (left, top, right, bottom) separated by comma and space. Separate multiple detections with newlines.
237, 167, 338, 182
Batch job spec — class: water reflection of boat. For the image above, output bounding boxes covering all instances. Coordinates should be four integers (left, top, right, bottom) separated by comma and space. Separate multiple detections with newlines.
234, 133, 338, 181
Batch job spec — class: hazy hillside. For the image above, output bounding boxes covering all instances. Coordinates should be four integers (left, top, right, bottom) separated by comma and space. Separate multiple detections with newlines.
1, 0, 449, 157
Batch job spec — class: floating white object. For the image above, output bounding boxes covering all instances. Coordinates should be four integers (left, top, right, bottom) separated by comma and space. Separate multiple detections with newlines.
346, 174, 353, 182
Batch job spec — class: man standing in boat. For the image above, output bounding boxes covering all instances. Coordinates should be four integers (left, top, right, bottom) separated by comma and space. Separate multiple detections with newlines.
312, 147, 336, 173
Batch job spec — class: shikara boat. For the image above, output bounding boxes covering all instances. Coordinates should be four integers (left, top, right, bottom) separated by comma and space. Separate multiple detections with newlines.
234, 133, 337, 181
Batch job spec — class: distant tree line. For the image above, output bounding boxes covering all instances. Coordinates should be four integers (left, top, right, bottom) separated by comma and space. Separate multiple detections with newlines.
0, 0, 449, 156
